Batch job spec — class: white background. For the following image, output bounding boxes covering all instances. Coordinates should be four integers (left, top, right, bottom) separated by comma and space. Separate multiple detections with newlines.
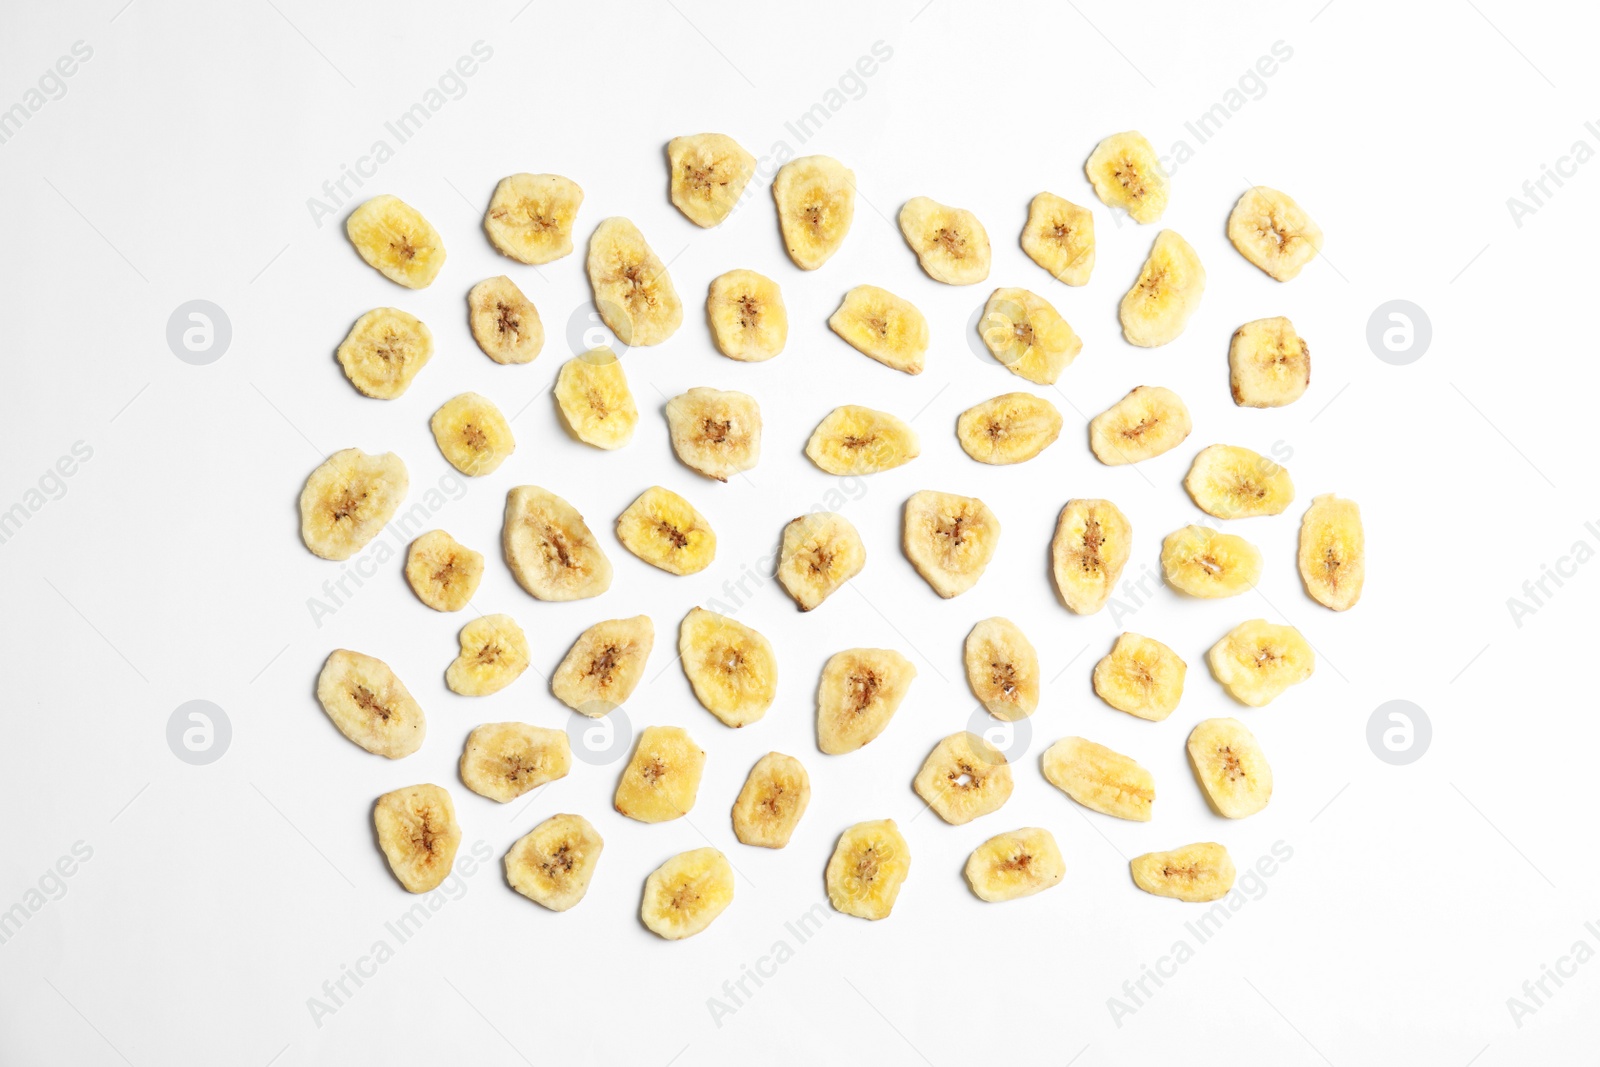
0, 0, 1595, 1063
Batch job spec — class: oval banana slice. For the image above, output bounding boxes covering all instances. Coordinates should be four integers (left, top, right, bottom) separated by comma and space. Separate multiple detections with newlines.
828, 285, 928, 375
404, 530, 483, 612
430, 392, 515, 477
776, 511, 865, 611
1161, 525, 1262, 599
614, 725, 705, 823
665, 387, 761, 482
956, 392, 1063, 465
1187, 718, 1272, 818
1088, 385, 1192, 465
1042, 736, 1154, 822
964, 617, 1040, 722
586, 217, 682, 347
805, 405, 920, 475
299, 448, 408, 561
346, 194, 445, 288
1298, 494, 1364, 611
1050, 498, 1132, 614
502, 486, 612, 601
551, 615, 654, 717
459, 722, 571, 803
1130, 842, 1236, 903
316, 649, 426, 758
773, 155, 855, 270
669, 133, 756, 228
467, 275, 543, 364
554, 348, 638, 450
706, 269, 787, 361
913, 731, 1013, 825
1021, 192, 1095, 285
373, 784, 460, 893
1228, 186, 1323, 282
616, 486, 716, 576
641, 847, 734, 939
1184, 444, 1294, 519
899, 196, 991, 284
505, 813, 603, 911
679, 608, 777, 728
336, 308, 433, 400
977, 288, 1081, 385
1230, 316, 1309, 407
1092, 633, 1186, 722
1120, 229, 1205, 348
816, 648, 916, 754
445, 614, 530, 697
1208, 619, 1314, 706
483, 173, 583, 265
1084, 131, 1169, 224
731, 752, 811, 849
903, 490, 1001, 598
826, 819, 910, 920
965, 827, 1065, 903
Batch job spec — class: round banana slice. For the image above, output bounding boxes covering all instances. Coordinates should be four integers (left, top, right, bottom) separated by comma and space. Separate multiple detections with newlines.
315, 649, 426, 758
373, 784, 461, 893
679, 608, 777, 728
903, 490, 1001, 598
826, 819, 910, 920
898, 196, 991, 285
1120, 230, 1205, 348
665, 387, 761, 482
1020, 192, 1095, 286
1042, 737, 1154, 822
731, 752, 811, 849
551, 616, 654, 717
816, 648, 916, 754
430, 392, 515, 477
1088, 385, 1192, 465
614, 725, 705, 823
445, 614, 530, 697
299, 448, 408, 561
1208, 619, 1315, 706
912, 731, 1013, 825
1161, 525, 1262, 599
506, 813, 604, 911
1298, 494, 1364, 611
776, 512, 865, 611
1230, 317, 1309, 407
1187, 718, 1272, 819
586, 217, 682, 347
346, 194, 446, 288
706, 269, 787, 361
467, 275, 543, 364
404, 530, 483, 612
964, 828, 1065, 902
459, 722, 571, 803
828, 285, 928, 375
805, 406, 920, 475
964, 617, 1040, 722
1227, 186, 1323, 282
554, 348, 638, 450
502, 486, 612, 601
1130, 843, 1236, 903
773, 155, 855, 270
335, 308, 434, 400
956, 392, 1063, 465
668, 133, 757, 228
1050, 498, 1131, 614
641, 847, 734, 939
483, 172, 583, 265
977, 288, 1081, 385
1092, 633, 1186, 722
1184, 444, 1294, 519
616, 486, 716, 576
1084, 131, 1169, 224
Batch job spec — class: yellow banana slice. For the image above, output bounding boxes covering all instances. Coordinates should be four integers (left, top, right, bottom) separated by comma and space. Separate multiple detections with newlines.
554, 347, 638, 450
505, 813, 603, 911
1230, 316, 1309, 407
467, 275, 543, 365
483, 173, 583, 265
374, 784, 460, 893
826, 819, 910, 920
1021, 192, 1095, 285
459, 722, 571, 803
1184, 444, 1294, 519
316, 649, 425, 758
1050, 498, 1132, 614
1131, 843, 1236, 902
299, 448, 408, 561
616, 486, 716, 576
731, 752, 811, 849
817, 648, 916, 754
336, 308, 433, 400
956, 392, 1063, 465
965, 827, 1065, 902
903, 490, 1001, 598
404, 529, 483, 612
1088, 385, 1192, 465
964, 617, 1040, 722
1120, 230, 1205, 347
1208, 619, 1315, 706
665, 387, 761, 482
668, 133, 756, 227
1228, 186, 1323, 281
1161, 525, 1262, 598
1085, 131, 1169, 223
502, 486, 612, 601
828, 285, 928, 375
773, 155, 855, 269
1042, 736, 1154, 822
914, 731, 1013, 825
551, 615, 654, 717
1092, 633, 1186, 722
346, 195, 445, 288
1187, 718, 1272, 818
1298, 494, 1365, 611
679, 608, 777, 728
614, 725, 705, 823
641, 847, 734, 939
706, 269, 787, 361
805, 405, 920, 475
446, 614, 530, 696
977, 287, 1082, 385
777, 511, 866, 611
586, 217, 682, 346
899, 196, 991, 284
430, 392, 515, 477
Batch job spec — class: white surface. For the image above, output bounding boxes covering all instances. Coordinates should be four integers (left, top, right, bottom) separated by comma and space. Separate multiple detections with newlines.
0, 0, 1595, 1063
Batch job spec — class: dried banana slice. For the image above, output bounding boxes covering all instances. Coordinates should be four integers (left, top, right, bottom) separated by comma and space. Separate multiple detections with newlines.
805, 406, 920, 475
1298, 494, 1365, 611
430, 392, 515, 477
1021, 192, 1095, 285
374, 784, 460, 893
446, 614, 530, 696
1161, 525, 1262, 599
679, 608, 777, 728
505, 813, 603, 911
467, 275, 543, 364
977, 287, 1082, 385
404, 530, 483, 612
316, 649, 425, 758
1050, 498, 1132, 614
965, 827, 1065, 902
1208, 620, 1315, 706
1131, 843, 1236, 903
1188, 718, 1272, 818
903, 490, 1001, 598
483, 173, 583, 265
826, 819, 910, 920
586, 217, 682, 347
668, 133, 756, 227
1230, 317, 1309, 407
731, 752, 811, 849
1042, 737, 1154, 822
964, 617, 1040, 722
459, 722, 571, 803
1093, 633, 1186, 722
665, 387, 761, 482
773, 155, 855, 270
828, 285, 928, 375
899, 196, 991, 284
776, 512, 866, 611
615, 486, 716, 576
614, 725, 705, 823
817, 648, 916, 754
1084, 131, 1169, 224
300, 448, 408, 561
346, 195, 445, 288
1228, 186, 1323, 282
551, 615, 654, 717
502, 486, 612, 601
1184, 444, 1294, 519
914, 731, 1013, 825
335, 308, 433, 400
1120, 230, 1205, 348
1088, 385, 1192, 465
641, 847, 734, 939
554, 348, 638, 450
706, 269, 786, 362
956, 392, 1063, 465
